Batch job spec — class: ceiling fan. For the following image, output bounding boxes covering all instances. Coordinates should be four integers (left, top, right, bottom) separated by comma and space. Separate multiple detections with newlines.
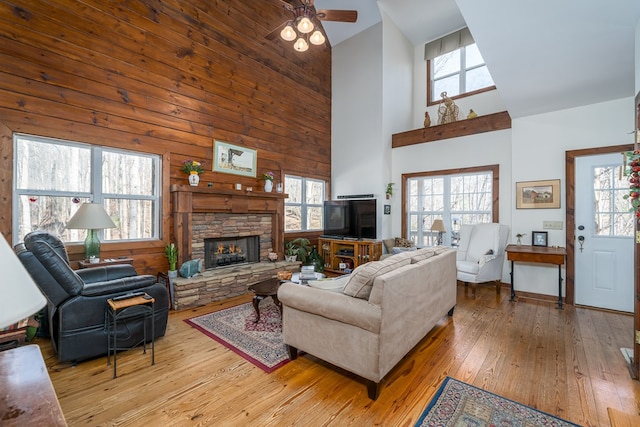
266, 0, 358, 52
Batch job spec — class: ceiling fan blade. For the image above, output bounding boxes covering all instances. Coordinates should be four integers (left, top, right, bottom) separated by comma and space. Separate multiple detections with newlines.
265, 21, 288, 40
316, 9, 357, 23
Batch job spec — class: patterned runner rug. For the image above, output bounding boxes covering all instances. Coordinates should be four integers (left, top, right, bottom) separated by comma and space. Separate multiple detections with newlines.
184, 300, 289, 372
416, 377, 581, 426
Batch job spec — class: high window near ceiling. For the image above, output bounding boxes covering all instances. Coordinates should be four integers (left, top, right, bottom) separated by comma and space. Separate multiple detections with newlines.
403, 165, 499, 246
284, 175, 325, 232
426, 28, 495, 105
13, 133, 161, 244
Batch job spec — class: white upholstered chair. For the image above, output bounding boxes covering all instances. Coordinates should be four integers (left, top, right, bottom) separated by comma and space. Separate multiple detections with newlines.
456, 223, 510, 297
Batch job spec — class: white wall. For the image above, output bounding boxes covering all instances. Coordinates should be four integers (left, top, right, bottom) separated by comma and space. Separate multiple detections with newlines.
332, 23, 384, 202
636, 18, 640, 94
511, 97, 634, 295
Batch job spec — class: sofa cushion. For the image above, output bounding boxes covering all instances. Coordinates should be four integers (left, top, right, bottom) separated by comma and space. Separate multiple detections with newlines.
342, 256, 411, 300
308, 275, 351, 292
391, 246, 417, 254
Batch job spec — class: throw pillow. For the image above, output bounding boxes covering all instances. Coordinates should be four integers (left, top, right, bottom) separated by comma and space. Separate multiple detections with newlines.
179, 259, 202, 278
394, 237, 414, 248
342, 256, 411, 300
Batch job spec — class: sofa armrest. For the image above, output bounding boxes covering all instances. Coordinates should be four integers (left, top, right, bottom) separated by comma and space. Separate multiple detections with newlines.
278, 282, 381, 334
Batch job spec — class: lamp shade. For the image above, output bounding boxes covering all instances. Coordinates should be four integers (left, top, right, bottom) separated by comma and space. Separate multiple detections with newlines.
0, 232, 47, 329
431, 219, 446, 232
65, 203, 116, 230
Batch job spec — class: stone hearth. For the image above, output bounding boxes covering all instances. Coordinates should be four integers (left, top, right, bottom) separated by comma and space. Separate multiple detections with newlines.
171, 261, 299, 310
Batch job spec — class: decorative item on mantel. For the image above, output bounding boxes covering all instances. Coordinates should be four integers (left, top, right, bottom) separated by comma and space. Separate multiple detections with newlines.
423, 111, 431, 127
261, 171, 275, 192
437, 91, 459, 125
467, 109, 478, 119
181, 159, 205, 186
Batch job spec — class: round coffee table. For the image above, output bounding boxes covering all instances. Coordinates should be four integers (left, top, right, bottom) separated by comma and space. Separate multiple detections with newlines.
247, 278, 282, 323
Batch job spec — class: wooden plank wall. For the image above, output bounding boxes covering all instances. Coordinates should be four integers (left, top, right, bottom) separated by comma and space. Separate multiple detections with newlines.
0, 0, 331, 274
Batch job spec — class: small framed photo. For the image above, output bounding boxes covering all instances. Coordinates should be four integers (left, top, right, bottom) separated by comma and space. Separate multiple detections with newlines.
384, 205, 391, 215
532, 231, 548, 247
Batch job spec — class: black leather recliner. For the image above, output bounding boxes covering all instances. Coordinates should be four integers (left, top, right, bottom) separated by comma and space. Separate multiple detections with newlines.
15, 231, 169, 363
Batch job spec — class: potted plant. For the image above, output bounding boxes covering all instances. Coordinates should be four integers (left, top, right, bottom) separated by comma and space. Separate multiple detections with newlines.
261, 171, 275, 192
181, 159, 205, 186
165, 243, 179, 278
515, 233, 526, 245
284, 238, 311, 263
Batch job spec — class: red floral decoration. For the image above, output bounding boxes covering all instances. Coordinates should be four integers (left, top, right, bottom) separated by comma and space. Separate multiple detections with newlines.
624, 150, 640, 217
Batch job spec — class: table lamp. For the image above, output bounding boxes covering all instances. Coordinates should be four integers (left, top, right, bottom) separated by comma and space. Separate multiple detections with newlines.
65, 203, 116, 261
431, 219, 446, 245
0, 232, 47, 329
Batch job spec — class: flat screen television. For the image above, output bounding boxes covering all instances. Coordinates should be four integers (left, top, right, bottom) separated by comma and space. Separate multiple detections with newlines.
323, 199, 377, 240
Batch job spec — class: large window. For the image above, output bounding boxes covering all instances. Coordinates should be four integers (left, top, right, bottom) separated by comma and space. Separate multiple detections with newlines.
13, 134, 161, 244
284, 175, 325, 232
428, 43, 494, 104
405, 166, 498, 246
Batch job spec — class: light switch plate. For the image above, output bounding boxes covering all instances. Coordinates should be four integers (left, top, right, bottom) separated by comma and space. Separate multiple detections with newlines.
543, 220, 563, 230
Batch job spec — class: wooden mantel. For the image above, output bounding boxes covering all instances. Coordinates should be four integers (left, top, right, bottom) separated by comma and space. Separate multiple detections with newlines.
391, 111, 511, 148
170, 185, 287, 265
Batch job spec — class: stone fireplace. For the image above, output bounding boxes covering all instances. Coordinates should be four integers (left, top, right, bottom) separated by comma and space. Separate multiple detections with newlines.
169, 185, 298, 309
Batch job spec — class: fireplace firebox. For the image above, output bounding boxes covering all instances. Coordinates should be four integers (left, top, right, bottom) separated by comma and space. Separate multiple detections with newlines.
204, 236, 260, 269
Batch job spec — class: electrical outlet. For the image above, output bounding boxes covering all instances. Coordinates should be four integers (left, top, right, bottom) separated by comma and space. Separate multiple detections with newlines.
542, 220, 563, 230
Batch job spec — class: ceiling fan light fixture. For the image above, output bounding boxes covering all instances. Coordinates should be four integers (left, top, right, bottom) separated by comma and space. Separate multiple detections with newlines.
280, 23, 296, 41
297, 16, 314, 34
293, 37, 309, 52
309, 30, 325, 45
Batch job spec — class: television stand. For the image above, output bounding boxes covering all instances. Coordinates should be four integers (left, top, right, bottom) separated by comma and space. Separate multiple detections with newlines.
319, 237, 382, 275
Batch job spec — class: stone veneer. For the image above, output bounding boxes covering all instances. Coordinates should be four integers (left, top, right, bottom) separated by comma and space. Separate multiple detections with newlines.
171, 261, 300, 310
190, 213, 274, 261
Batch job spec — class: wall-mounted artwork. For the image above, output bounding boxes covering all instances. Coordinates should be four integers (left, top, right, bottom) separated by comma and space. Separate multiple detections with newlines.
213, 140, 257, 177
516, 179, 561, 209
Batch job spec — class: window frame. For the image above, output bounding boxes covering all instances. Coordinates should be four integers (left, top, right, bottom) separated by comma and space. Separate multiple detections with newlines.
402, 165, 500, 245
13, 133, 162, 245
427, 43, 496, 107
284, 174, 326, 233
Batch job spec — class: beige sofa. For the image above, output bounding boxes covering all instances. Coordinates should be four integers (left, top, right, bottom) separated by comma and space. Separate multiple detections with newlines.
277, 247, 457, 399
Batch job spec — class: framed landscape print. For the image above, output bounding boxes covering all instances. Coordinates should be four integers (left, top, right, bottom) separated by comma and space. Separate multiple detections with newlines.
516, 179, 561, 209
213, 140, 257, 177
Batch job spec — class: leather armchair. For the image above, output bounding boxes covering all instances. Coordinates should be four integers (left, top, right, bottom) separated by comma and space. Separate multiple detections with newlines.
15, 231, 168, 363
456, 223, 510, 297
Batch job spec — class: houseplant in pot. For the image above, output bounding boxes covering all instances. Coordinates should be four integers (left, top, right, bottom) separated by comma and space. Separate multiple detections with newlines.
284, 238, 311, 263
165, 242, 179, 278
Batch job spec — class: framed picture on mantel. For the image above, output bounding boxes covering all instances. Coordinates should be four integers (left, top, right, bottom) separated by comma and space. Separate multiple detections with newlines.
213, 140, 257, 177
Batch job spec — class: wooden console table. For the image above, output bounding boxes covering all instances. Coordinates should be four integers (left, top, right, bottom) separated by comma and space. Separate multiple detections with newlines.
0, 344, 67, 425
505, 244, 567, 309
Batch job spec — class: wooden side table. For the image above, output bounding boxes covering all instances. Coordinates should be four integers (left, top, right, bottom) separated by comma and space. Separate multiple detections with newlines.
506, 244, 567, 309
106, 294, 155, 378
78, 257, 134, 269
0, 345, 67, 426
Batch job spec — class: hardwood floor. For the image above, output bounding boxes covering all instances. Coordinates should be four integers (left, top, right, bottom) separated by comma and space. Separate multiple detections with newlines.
39, 283, 639, 426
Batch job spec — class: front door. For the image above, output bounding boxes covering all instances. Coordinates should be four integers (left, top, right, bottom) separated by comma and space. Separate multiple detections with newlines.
575, 153, 634, 312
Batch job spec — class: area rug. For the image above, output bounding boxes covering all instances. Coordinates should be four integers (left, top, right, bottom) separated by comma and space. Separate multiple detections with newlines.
184, 300, 289, 373
415, 377, 580, 426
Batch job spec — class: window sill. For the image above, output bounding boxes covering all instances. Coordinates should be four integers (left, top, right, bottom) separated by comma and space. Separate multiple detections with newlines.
391, 111, 511, 148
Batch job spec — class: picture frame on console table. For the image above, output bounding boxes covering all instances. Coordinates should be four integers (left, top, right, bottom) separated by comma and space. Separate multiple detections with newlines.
515, 179, 561, 209
531, 231, 548, 247
213, 140, 257, 177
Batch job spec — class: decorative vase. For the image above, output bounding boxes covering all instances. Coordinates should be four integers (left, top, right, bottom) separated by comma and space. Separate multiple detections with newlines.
424, 111, 431, 127
264, 180, 273, 192
168, 270, 178, 279
188, 171, 200, 186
